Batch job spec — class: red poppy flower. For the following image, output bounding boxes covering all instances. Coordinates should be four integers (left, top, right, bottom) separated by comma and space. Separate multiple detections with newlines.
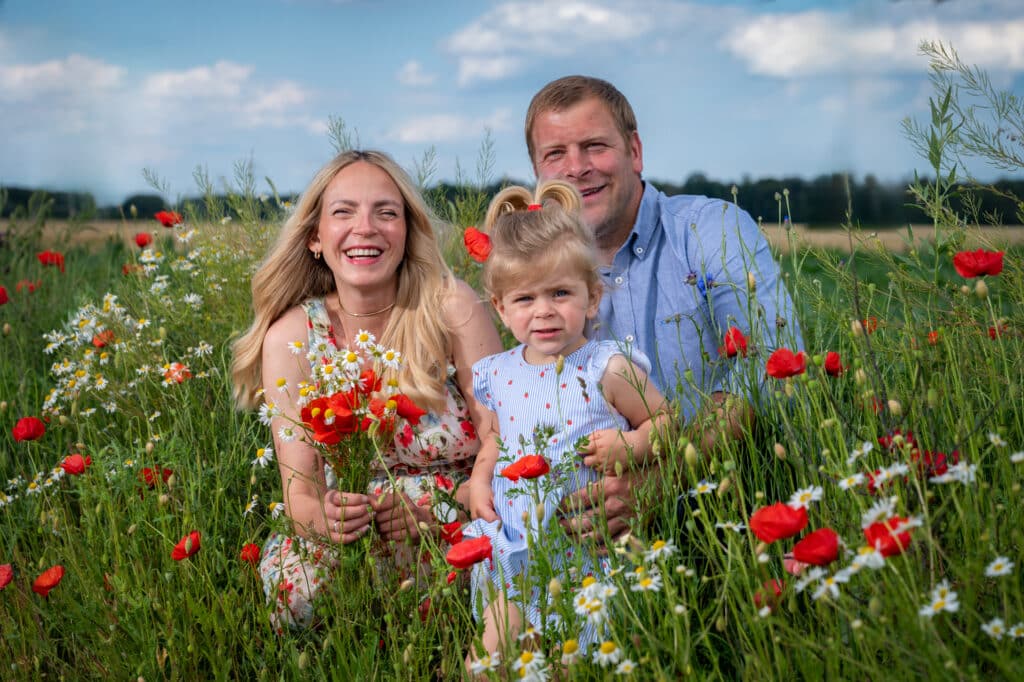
393, 394, 427, 427
749, 502, 808, 543
32, 565, 65, 597
861, 316, 878, 334
140, 466, 174, 488
0, 286, 7, 305
60, 453, 92, 476
989, 324, 1008, 340
172, 531, 202, 561
446, 536, 493, 569
122, 263, 144, 276
358, 368, 382, 395
953, 249, 1004, 278
135, 232, 153, 248
463, 227, 491, 262
163, 362, 192, 384
154, 210, 182, 228
446, 571, 458, 585
501, 454, 551, 482
765, 348, 807, 379
440, 521, 463, 545
16, 279, 41, 293
92, 330, 115, 348
0, 564, 13, 590
239, 543, 261, 564
878, 430, 917, 453
791, 527, 840, 566
719, 327, 748, 358
36, 250, 65, 272
12, 416, 46, 442
912, 450, 959, 478
753, 578, 785, 612
863, 517, 912, 557
823, 351, 844, 377
927, 331, 940, 346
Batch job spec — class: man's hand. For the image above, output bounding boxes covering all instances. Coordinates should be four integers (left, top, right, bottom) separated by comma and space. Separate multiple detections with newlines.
371, 490, 434, 544
557, 471, 639, 544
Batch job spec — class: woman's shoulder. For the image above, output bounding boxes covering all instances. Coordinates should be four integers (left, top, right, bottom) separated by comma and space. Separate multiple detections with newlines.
442, 277, 487, 325
264, 302, 313, 350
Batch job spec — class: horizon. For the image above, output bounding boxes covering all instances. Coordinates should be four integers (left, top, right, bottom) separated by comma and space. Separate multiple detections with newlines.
2, 0, 1022, 205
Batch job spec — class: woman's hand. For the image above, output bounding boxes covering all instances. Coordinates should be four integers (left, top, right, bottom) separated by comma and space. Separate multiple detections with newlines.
371, 490, 435, 544
324, 489, 372, 544
468, 477, 499, 522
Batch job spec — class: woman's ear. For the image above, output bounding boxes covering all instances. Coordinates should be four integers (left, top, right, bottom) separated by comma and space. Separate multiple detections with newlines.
307, 232, 322, 256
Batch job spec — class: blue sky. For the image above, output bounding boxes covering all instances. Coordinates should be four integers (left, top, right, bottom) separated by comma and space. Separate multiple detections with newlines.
1, 0, 1022, 205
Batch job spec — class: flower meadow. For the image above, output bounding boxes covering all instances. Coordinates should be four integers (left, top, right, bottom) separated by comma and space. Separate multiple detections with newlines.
3, 49, 1024, 680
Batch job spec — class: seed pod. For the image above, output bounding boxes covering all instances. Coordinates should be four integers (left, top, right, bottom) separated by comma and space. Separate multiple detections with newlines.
747, 271, 757, 291
548, 578, 562, 598
851, 319, 864, 337
887, 400, 902, 416
684, 443, 698, 468
773, 443, 787, 460
975, 279, 989, 299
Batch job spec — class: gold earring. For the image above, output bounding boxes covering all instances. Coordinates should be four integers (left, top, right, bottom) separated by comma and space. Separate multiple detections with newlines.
313, 250, 321, 260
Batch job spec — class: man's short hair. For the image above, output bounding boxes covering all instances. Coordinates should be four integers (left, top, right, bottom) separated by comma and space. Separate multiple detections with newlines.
525, 75, 638, 164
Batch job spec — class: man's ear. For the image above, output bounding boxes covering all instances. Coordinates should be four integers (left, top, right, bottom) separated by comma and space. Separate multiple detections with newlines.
629, 130, 643, 176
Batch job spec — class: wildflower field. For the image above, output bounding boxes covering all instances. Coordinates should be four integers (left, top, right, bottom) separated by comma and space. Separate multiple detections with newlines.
2, 46, 1024, 680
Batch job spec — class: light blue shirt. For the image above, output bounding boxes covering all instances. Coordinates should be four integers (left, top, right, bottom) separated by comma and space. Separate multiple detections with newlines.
593, 182, 803, 420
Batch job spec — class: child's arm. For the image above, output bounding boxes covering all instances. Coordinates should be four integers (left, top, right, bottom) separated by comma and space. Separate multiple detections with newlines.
468, 413, 501, 522
581, 354, 670, 476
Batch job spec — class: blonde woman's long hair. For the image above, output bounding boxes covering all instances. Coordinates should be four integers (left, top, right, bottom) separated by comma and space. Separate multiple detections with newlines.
481, 180, 602, 302
231, 149, 454, 413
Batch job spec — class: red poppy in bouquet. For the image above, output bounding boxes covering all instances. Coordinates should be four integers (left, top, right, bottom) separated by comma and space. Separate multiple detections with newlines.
12, 416, 46, 442
501, 454, 551, 482
289, 331, 427, 494
32, 565, 65, 597
719, 326, 748, 358
36, 250, 65, 272
463, 227, 492, 263
765, 348, 807, 379
154, 210, 183, 228
953, 248, 1004, 278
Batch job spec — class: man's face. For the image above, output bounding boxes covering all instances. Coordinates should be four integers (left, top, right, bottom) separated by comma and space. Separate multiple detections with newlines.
530, 97, 643, 252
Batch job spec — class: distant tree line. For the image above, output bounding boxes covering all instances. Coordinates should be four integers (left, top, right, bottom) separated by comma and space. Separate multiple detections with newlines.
4, 174, 1023, 227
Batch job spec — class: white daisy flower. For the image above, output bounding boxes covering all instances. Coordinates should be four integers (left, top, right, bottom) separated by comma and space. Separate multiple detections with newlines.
811, 571, 850, 601
469, 651, 500, 675
287, 340, 305, 355
715, 521, 746, 533
615, 659, 637, 675
788, 485, 823, 509
861, 496, 898, 529
560, 639, 581, 665
984, 556, 1014, 577
688, 480, 716, 497
919, 590, 959, 617
1010, 451, 1024, 464
1008, 622, 1024, 639
268, 501, 286, 519
794, 567, 826, 593
353, 329, 376, 350
278, 426, 297, 443
243, 495, 259, 516
252, 446, 275, 468
644, 538, 677, 561
988, 432, 1007, 447
850, 546, 886, 571
381, 348, 402, 370
838, 472, 865, 490
511, 649, 546, 682
592, 640, 622, 667
981, 618, 1006, 639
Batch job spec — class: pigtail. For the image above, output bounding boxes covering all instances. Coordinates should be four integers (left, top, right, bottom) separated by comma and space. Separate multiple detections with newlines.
534, 180, 582, 213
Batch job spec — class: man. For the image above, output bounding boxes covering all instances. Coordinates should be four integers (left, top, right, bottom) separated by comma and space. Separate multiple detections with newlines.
526, 75, 802, 539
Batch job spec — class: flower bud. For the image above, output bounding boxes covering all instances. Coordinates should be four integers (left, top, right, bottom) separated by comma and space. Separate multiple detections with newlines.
554, 355, 565, 376
851, 319, 864, 337
773, 443, 786, 460
614, 461, 624, 477
854, 369, 867, 385
755, 541, 768, 556
716, 477, 732, 496
127, 524, 137, 535
399, 578, 415, 591
158, 494, 170, 506
715, 615, 727, 632
2, 323, 10, 336
146, 441, 155, 454
548, 578, 562, 597
684, 442, 698, 468
960, 285, 970, 295
417, 521, 430, 533
887, 400, 902, 416
0, 401, 6, 412
784, 382, 795, 398
166, 474, 176, 491
59, 415, 71, 426
975, 279, 989, 299
535, 503, 546, 523
747, 272, 757, 291
297, 651, 310, 670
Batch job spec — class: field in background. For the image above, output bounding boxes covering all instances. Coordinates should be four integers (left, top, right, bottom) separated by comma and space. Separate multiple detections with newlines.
20, 219, 1024, 254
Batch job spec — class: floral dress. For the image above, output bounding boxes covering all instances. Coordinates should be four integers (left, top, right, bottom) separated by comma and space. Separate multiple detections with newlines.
462, 340, 651, 644
259, 298, 480, 631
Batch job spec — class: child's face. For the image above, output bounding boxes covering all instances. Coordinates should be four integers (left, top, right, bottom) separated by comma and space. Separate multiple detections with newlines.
493, 270, 599, 365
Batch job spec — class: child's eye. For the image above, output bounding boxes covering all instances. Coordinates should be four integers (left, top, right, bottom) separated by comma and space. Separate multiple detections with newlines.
554, 289, 570, 297
514, 295, 532, 304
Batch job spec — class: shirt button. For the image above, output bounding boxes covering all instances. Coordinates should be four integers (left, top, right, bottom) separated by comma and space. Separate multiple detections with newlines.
636, 247, 644, 255
614, 276, 624, 285
625, 335, 635, 342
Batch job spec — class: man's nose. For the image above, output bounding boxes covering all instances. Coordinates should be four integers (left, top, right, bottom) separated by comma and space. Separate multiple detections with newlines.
563, 147, 590, 180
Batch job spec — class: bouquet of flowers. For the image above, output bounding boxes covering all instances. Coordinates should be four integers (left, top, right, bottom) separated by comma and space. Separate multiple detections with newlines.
293, 330, 426, 497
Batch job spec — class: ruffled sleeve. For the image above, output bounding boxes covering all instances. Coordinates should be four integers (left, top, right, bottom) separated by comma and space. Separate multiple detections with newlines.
589, 339, 652, 385
471, 353, 498, 413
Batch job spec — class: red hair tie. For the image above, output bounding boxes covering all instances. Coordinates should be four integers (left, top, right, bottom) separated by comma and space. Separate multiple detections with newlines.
527, 203, 542, 211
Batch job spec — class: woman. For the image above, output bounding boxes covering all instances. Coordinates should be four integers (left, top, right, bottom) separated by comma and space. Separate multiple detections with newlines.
231, 150, 501, 630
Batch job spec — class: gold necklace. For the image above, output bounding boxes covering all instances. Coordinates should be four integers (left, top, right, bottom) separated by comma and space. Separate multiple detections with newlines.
336, 292, 395, 318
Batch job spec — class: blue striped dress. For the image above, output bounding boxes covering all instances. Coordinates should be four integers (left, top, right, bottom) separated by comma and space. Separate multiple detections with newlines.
463, 339, 651, 640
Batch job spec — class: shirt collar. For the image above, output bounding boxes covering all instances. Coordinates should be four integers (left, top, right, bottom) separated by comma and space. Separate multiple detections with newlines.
619, 181, 660, 262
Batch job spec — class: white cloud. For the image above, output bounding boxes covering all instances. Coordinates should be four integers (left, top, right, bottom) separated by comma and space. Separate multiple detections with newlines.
0, 53, 124, 101
396, 60, 436, 87
722, 12, 1024, 78
389, 109, 513, 143
445, 0, 656, 85
141, 61, 254, 99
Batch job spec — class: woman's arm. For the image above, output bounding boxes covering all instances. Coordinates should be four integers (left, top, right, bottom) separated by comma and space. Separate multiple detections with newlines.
262, 306, 371, 544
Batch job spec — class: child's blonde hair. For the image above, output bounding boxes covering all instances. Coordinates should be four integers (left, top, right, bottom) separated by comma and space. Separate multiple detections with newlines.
481, 180, 602, 301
